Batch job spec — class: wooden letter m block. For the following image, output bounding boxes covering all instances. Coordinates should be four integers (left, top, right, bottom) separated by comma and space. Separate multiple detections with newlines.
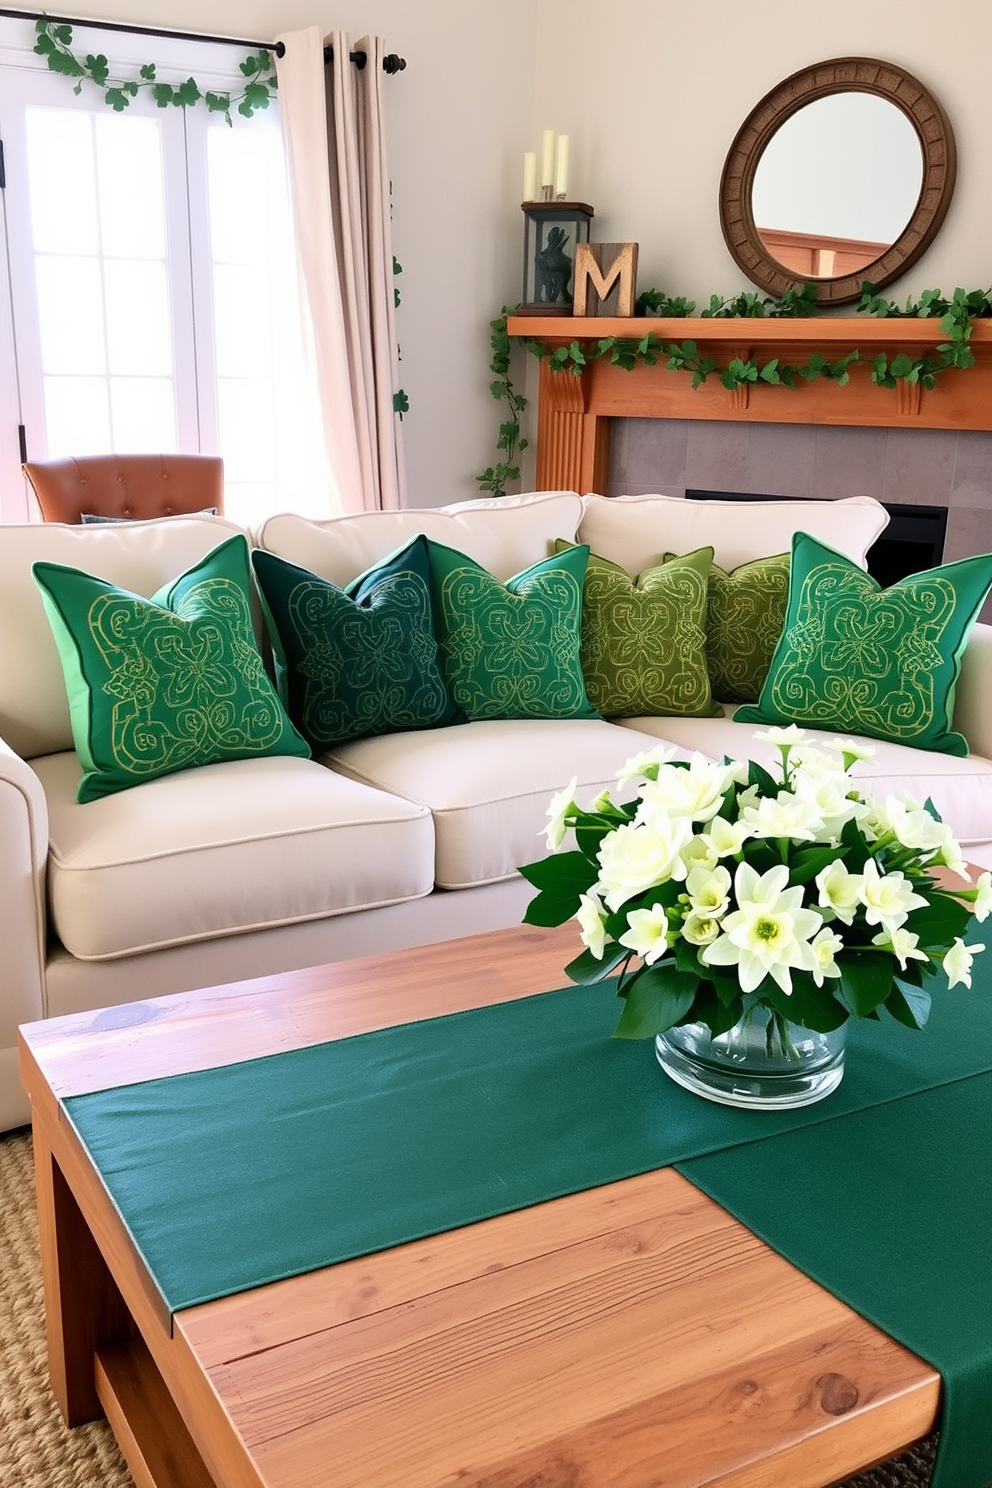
572, 242, 639, 316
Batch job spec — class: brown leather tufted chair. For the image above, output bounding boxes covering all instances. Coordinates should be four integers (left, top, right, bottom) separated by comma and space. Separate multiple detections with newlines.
22, 454, 225, 523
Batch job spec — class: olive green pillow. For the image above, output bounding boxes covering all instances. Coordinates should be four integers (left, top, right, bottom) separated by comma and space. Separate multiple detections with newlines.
33, 534, 310, 803
735, 531, 992, 756
427, 540, 597, 721
560, 541, 721, 718
665, 548, 791, 703
251, 536, 461, 751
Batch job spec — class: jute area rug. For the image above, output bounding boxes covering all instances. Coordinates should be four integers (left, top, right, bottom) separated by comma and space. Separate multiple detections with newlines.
0, 1128, 938, 1488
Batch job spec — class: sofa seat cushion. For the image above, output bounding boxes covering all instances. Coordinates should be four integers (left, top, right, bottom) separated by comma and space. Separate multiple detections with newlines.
322, 719, 681, 889
614, 712, 992, 853
32, 751, 434, 960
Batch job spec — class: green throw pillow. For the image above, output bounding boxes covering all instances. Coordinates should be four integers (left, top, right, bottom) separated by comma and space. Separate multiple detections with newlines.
251, 536, 461, 751
735, 531, 992, 756
33, 534, 310, 803
427, 540, 597, 721
561, 541, 721, 718
665, 548, 791, 703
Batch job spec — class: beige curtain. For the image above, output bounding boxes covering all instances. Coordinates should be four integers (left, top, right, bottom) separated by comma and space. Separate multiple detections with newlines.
275, 27, 406, 514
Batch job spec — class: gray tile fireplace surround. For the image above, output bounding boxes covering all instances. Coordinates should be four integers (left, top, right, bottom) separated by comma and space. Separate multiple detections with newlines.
606, 419, 992, 572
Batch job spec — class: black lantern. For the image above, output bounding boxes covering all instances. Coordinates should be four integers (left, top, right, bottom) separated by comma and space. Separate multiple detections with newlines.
519, 202, 594, 314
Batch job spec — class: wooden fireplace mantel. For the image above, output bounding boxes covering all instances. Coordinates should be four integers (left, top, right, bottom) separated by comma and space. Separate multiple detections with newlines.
506, 315, 992, 495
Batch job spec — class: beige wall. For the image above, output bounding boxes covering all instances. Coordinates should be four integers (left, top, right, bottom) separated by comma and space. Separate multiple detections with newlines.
51, 0, 538, 508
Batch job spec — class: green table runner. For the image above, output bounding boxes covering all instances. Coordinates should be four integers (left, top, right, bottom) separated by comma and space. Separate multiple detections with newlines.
64, 976, 992, 1488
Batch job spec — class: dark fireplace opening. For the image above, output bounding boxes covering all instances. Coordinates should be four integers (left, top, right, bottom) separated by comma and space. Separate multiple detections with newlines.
685, 491, 947, 587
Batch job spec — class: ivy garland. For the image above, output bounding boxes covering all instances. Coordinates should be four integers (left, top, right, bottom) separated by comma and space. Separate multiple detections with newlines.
34, 19, 277, 124
478, 282, 992, 498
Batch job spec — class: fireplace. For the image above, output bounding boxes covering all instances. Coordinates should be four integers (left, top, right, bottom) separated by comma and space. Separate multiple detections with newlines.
685, 490, 948, 587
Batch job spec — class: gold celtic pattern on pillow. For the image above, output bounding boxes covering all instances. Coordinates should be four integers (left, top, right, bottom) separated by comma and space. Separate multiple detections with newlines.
735, 532, 992, 756
578, 547, 720, 717
665, 549, 790, 703
428, 541, 597, 721
33, 535, 309, 802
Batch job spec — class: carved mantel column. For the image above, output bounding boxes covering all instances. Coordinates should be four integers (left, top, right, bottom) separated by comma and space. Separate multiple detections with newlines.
535, 357, 609, 495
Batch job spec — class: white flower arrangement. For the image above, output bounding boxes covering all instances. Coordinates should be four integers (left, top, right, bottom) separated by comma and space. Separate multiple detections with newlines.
521, 729, 990, 1045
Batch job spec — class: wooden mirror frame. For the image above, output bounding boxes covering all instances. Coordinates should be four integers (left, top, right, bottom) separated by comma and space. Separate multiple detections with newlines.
719, 57, 956, 306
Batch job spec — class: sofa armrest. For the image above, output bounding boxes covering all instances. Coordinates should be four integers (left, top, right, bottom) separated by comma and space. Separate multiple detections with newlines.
955, 622, 992, 760
0, 736, 49, 1041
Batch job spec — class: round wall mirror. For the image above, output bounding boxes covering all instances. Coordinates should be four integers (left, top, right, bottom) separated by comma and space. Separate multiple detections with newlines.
720, 58, 956, 306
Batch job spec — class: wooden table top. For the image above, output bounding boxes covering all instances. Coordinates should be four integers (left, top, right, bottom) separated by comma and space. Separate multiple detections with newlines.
19, 923, 940, 1488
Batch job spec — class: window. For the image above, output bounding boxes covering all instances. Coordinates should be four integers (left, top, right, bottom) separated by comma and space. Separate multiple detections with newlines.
0, 19, 326, 523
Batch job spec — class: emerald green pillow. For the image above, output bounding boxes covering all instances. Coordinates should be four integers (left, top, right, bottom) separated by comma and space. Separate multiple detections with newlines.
427, 540, 597, 721
251, 536, 461, 751
562, 541, 720, 718
735, 531, 992, 756
666, 548, 791, 703
33, 535, 310, 803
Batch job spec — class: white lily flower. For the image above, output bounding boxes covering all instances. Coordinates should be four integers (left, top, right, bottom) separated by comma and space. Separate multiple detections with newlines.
858, 859, 929, 934
543, 775, 578, 851
973, 872, 992, 923
576, 890, 608, 960
791, 745, 847, 780
791, 769, 869, 841
615, 745, 679, 789
685, 864, 732, 916
825, 736, 878, 769
944, 937, 986, 989
810, 927, 844, 986
619, 903, 670, 964
701, 815, 753, 858
596, 818, 691, 912
928, 822, 968, 879
681, 909, 722, 946
700, 862, 823, 995
741, 791, 824, 842
816, 860, 864, 925
871, 926, 929, 971
752, 724, 806, 747
681, 833, 719, 873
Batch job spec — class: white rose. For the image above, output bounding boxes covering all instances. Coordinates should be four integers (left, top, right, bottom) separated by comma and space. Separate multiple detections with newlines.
637, 753, 737, 824
741, 791, 824, 842
596, 818, 691, 912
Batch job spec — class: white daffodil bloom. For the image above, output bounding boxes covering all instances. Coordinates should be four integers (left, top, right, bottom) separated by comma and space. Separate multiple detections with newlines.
815, 860, 864, 925
619, 903, 670, 964
864, 790, 925, 842
944, 937, 986, 989
700, 862, 823, 995
681, 909, 722, 946
576, 891, 608, 960
792, 744, 847, 779
596, 818, 691, 912
810, 927, 844, 985
615, 745, 678, 789
637, 753, 737, 824
753, 724, 806, 747
825, 736, 878, 769
858, 859, 929, 934
681, 833, 719, 873
929, 823, 969, 879
791, 769, 869, 842
871, 926, 928, 971
543, 775, 578, 851
685, 864, 732, 916
701, 815, 753, 858
973, 872, 992, 923
741, 791, 824, 842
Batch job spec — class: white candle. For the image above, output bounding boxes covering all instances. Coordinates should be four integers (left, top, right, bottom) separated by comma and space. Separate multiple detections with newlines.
541, 129, 555, 187
523, 151, 537, 202
554, 134, 569, 199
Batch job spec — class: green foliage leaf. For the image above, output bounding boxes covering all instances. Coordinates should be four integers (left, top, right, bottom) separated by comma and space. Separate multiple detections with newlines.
885, 979, 932, 1029
139, 62, 157, 81
392, 389, 410, 418
612, 963, 698, 1039
104, 87, 131, 112
153, 83, 175, 107
564, 946, 627, 984
839, 953, 893, 1017
86, 54, 110, 86
904, 890, 971, 949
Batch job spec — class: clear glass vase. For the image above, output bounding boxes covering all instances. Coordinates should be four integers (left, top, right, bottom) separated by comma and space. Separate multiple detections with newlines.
655, 1004, 847, 1110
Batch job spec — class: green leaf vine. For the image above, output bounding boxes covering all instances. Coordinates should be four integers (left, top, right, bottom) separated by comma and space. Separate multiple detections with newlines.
34, 19, 277, 125
477, 282, 992, 497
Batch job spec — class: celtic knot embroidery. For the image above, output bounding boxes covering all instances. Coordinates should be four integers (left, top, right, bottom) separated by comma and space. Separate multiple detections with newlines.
706, 557, 790, 702
581, 563, 712, 717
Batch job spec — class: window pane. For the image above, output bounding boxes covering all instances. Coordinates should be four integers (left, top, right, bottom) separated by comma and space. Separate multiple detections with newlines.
95, 114, 167, 258
212, 264, 272, 377
217, 379, 275, 482
110, 378, 176, 451
105, 261, 172, 376
208, 128, 281, 265
44, 376, 111, 455
25, 107, 99, 254
35, 258, 106, 374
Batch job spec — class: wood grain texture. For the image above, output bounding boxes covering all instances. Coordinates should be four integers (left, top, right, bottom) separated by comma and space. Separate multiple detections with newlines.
95, 1339, 215, 1488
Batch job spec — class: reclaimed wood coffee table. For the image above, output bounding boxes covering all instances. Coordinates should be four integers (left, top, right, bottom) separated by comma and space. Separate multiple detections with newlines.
19, 923, 939, 1488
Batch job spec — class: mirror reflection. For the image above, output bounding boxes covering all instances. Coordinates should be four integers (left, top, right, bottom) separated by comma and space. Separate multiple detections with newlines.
751, 93, 924, 280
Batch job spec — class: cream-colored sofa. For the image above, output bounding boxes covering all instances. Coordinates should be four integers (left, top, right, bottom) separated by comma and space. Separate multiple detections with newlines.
4, 490, 992, 1131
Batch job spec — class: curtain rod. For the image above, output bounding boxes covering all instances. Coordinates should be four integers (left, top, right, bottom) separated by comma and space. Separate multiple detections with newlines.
0, 9, 406, 71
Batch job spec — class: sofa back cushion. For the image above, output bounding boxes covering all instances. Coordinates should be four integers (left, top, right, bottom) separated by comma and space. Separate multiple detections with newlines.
0, 515, 246, 759
255, 492, 584, 586
578, 494, 888, 576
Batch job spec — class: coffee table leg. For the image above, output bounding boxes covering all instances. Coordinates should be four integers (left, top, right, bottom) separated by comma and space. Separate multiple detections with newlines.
33, 1123, 133, 1425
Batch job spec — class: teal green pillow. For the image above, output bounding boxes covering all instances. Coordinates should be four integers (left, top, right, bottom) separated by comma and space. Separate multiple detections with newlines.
33, 535, 310, 803
667, 548, 791, 703
735, 531, 992, 756
427, 540, 598, 721
251, 536, 461, 751
562, 541, 720, 718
